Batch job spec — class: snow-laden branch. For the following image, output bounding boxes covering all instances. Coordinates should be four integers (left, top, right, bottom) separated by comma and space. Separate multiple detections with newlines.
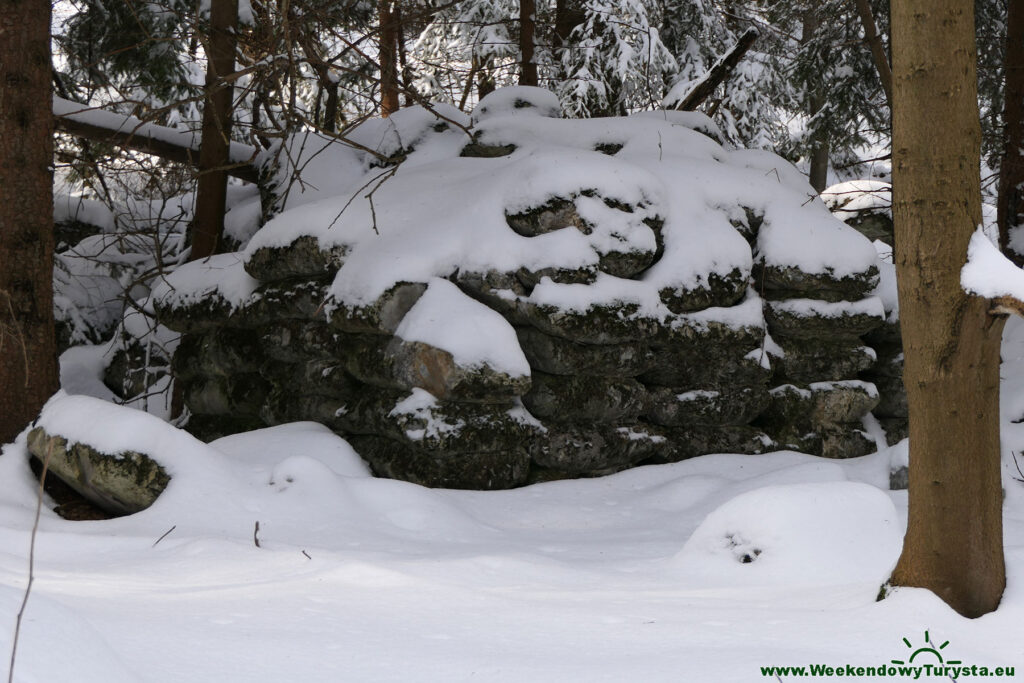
53, 96, 260, 184
663, 28, 759, 112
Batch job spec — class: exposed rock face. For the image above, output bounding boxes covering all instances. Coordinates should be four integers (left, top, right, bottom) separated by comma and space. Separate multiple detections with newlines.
159, 200, 894, 484
152, 106, 901, 489
27, 428, 170, 515
244, 235, 349, 282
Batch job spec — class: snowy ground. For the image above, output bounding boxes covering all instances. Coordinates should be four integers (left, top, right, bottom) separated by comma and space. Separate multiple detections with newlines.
4, 327, 1024, 682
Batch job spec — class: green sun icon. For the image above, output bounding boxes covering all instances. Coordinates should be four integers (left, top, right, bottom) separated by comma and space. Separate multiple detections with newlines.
891, 631, 963, 666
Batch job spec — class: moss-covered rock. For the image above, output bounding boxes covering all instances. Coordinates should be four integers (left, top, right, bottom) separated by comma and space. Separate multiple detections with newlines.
806, 381, 879, 424
846, 212, 893, 245
765, 299, 884, 341
259, 321, 344, 363
819, 424, 877, 459
185, 414, 268, 442
861, 346, 906, 418
757, 383, 879, 459
758, 381, 879, 431
526, 423, 666, 473
460, 138, 518, 158
522, 372, 648, 423
387, 339, 532, 403
726, 206, 764, 246
154, 289, 239, 334
866, 373, 908, 418
336, 334, 407, 391
516, 264, 598, 288
455, 270, 527, 317
260, 359, 363, 398
244, 235, 350, 282
181, 373, 271, 417
236, 279, 331, 326
515, 326, 653, 376
505, 197, 589, 237
280, 389, 542, 456
104, 341, 171, 399
645, 385, 769, 427
862, 318, 902, 347
879, 417, 908, 446
771, 338, 877, 384
327, 282, 427, 335
657, 268, 748, 314
641, 320, 768, 388
642, 425, 774, 464
27, 428, 170, 516
173, 329, 265, 381
348, 435, 530, 489
596, 246, 657, 279
516, 299, 661, 344
754, 262, 879, 302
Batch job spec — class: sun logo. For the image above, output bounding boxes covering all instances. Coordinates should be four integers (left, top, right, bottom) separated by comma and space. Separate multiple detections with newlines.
891, 631, 962, 666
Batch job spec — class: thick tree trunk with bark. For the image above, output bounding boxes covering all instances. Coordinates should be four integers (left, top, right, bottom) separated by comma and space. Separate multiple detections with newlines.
0, 0, 60, 443
999, 0, 1024, 266
519, 0, 537, 86
379, 0, 400, 116
192, 0, 239, 261
889, 0, 1005, 618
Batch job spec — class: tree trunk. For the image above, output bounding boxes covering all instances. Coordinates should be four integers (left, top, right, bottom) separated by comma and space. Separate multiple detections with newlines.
889, 0, 1005, 618
554, 0, 583, 48
852, 0, 893, 105
519, 0, 537, 86
999, 0, 1024, 266
192, 0, 239, 261
379, 0, 400, 116
0, 0, 60, 443
802, 4, 829, 193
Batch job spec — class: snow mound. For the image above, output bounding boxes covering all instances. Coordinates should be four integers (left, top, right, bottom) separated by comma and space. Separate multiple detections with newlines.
0, 584, 140, 683
673, 481, 900, 588
210, 422, 371, 479
471, 85, 562, 123
150, 252, 258, 312
822, 180, 891, 221
394, 278, 530, 378
347, 102, 471, 159
54, 192, 116, 231
962, 228, 1024, 302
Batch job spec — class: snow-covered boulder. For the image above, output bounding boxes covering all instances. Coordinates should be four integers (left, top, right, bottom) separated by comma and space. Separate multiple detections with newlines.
822, 180, 893, 245
27, 396, 176, 515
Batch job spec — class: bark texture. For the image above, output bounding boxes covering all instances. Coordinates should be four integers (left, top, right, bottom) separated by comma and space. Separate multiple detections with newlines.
192, 0, 239, 260
998, 0, 1024, 266
379, 0, 400, 116
519, 0, 537, 86
889, 0, 1005, 617
853, 0, 892, 105
801, 4, 829, 193
0, 0, 60, 443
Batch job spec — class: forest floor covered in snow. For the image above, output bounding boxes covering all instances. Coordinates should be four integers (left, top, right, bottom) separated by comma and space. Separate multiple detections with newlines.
2, 326, 1024, 682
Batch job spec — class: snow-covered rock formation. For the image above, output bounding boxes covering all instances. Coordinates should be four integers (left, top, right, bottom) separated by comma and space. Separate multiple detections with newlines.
152, 87, 890, 489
